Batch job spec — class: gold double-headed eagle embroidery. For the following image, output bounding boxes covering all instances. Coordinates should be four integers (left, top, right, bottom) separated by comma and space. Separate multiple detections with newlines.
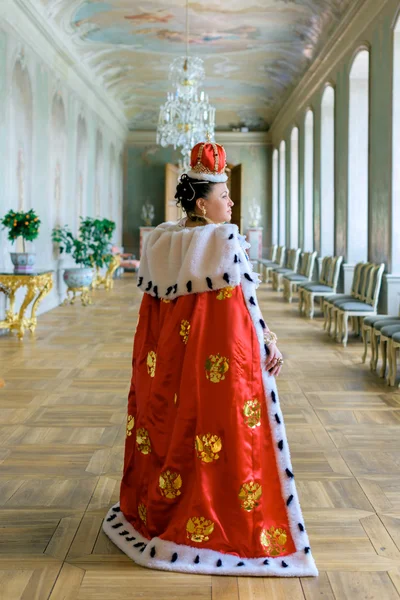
126, 415, 135, 437
260, 526, 288, 556
238, 481, 262, 511
138, 503, 147, 524
159, 469, 182, 499
243, 399, 262, 428
195, 433, 222, 463
216, 286, 234, 300
136, 428, 151, 454
147, 351, 156, 377
186, 516, 215, 543
205, 354, 230, 383
180, 320, 190, 344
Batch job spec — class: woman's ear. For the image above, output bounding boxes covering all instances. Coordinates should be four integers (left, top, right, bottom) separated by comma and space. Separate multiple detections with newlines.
195, 198, 205, 212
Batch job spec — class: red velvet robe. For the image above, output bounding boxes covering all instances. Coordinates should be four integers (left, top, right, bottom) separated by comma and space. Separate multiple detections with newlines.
103, 221, 317, 577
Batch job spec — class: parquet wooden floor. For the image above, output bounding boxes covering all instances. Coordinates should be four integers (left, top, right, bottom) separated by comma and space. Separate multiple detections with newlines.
1, 276, 400, 600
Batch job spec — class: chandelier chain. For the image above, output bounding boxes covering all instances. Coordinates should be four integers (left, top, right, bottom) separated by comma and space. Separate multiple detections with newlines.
156, 0, 216, 170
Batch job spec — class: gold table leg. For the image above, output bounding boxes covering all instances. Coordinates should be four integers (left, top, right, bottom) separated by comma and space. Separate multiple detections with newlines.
63, 286, 92, 306
0, 272, 54, 340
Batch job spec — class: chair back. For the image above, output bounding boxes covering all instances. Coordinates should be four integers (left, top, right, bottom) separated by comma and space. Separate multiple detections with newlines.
299, 252, 310, 276
350, 262, 366, 298
286, 248, 301, 271
353, 263, 374, 300
276, 246, 286, 266
327, 256, 343, 291
319, 256, 332, 284
364, 263, 385, 309
269, 245, 278, 262
305, 251, 318, 280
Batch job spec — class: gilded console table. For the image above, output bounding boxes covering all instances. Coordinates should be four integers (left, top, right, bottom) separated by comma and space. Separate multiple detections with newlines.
92, 254, 121, 291
0, 271, 53, 339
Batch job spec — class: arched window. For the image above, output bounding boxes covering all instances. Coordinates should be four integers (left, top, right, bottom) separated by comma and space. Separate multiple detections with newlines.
320, 85, 335, 257
348, 50, 369, 263
392, 18, 400, 272
304, 110, 314, 251
279, 141, 286, 245
290, 127, 299, 247
272, 149, 279, 245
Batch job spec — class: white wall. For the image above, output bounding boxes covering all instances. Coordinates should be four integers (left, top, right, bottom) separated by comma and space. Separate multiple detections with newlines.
0, 18, 125, 320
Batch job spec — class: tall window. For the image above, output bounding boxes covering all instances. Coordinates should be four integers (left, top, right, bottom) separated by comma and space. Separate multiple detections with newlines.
272, 149, 279, 245
393, 19, 400, 272
279, 141, 286, 245
348, 50, 369, 263
290, 127, 299, 247
320, 85, 335, 257
304, 110, 314, 251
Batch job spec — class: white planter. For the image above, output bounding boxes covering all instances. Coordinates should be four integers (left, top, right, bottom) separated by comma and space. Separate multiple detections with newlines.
63, 267, 94, 289
10, 252, 36, 273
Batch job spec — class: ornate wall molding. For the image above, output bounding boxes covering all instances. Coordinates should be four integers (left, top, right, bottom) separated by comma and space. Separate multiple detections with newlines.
4, 0, 127, 140
269, 0, 392, 143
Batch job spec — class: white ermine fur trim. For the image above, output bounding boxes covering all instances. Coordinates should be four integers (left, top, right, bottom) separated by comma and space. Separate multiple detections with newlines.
186, 170, 228, 183
104, 221, 318, 577
137, 221, 260, 299
103, 502, 317, 577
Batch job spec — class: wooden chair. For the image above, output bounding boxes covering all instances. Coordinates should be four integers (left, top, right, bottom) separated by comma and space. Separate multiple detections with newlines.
299, 255, 343, 319
283, 251, 318, 303
372, 322, 400, 381
324, 262, 365, 334
388, 331, 400, 387
271, 248, 301, 292
334, 263, 385, 347
361, 309, 400, 366
258, 246, 285, 283
298, 256, 330, 315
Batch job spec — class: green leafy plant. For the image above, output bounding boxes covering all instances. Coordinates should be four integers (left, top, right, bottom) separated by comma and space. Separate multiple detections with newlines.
79, 217, 116, 269
51, 224, 92, 268
52, 217, 116, 269
1, 209, 41, 252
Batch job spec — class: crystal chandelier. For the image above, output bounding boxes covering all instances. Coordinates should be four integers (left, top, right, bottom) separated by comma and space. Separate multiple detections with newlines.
156, 0, 216, 170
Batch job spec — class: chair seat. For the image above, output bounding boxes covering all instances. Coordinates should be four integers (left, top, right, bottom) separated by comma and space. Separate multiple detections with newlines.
301, 284, 334, 292
392, 332, 400, 343
274, 268, 293, 274
266, 263, 280, 269
285, 274, 308, 282
380, 324, 400, 338
325, 294, 353, 304
374, 318, 400, 331
363, 314, 394, 326
259, 259, 274, 265
337, 301, 374, 312
333, 297, 366, 307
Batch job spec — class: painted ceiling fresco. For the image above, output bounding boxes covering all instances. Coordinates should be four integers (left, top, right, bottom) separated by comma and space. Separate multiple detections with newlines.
36, 0, 353, 130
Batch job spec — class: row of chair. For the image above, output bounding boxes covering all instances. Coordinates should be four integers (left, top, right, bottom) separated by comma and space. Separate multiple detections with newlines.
257, 246, 398, 384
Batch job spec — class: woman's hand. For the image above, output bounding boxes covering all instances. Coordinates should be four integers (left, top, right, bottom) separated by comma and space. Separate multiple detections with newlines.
265, 343, 283, 377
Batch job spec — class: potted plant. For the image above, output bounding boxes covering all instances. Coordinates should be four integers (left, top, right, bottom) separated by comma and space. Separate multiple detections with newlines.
79, 217, 116, 287
51, 224, 94, 290
1, 209, 41, 272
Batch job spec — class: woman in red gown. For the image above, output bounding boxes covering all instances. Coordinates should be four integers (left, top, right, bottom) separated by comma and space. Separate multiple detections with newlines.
103, 142, 318, 577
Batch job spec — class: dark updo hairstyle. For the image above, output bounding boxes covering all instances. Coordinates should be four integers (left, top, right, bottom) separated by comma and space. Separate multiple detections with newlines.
175, 173, 216, 217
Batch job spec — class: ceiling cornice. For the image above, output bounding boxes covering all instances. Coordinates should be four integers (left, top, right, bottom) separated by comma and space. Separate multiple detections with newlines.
269, 0, 391, 143
127, 131, 271, 147
6, 0, 128, 139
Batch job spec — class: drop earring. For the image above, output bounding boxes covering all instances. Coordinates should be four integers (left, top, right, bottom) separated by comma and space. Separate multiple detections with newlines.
201, 206, 207, 217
